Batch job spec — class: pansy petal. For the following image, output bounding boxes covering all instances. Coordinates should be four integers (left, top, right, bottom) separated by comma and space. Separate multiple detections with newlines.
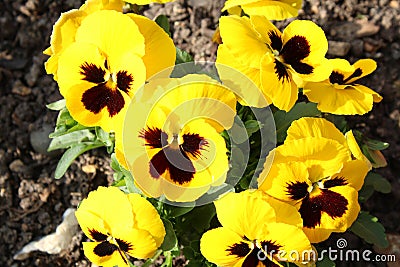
219, 15, 269, 69
242, 0, 302, 20
286, 117, 346, 145
345, 130, 371, 166
260, 223, 313, 264
75, 10, 145, 59
127, 193, 166, 247
112, 227, 158, 259
200, 227, 250, 267
77, 186, 134, 231
75, 210, 109, 242
302, 186, 360, 243
282, 20, 328, 63
80, 0, 123, 13
353, 84, 382, 103
347, 59, 377, 83
260, 54, 298, 111
274, 138, 351, 180
331, 159, 369, 191
216, 44, 272, 107
258, 162, 312, 203
215, 191, 277, 239
83, 241, 128, 267
128, 14, 176, 79
152, 74, 237, 132
258, 191, 304, 227
304, 81, 374, 115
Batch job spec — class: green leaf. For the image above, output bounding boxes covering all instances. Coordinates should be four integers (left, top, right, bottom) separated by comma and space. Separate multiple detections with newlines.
162, 203, 195, 218
155, 15, 171, 36
365, 139, 389, 151
316, 255, 336, 267
160, 218, 178, 251
123, 169, 142, 194
48, 129, 96, 151
245, 120, 260, 137
274, 102, 321, 143
175, 47, 194, 64
358, 184, 374, 202
54, 142, 104, 179
350, 211, 389, 248
46, 99, 66, 111
363, 172, 391, 194
110, 153, 122, 172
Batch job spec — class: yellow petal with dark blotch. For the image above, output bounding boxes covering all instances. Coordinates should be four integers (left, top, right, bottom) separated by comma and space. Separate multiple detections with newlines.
259, 222, 313, 264
302, 186, 360, 243
330, 159, 370, 191
76, 186, 134, 231
347, 58, 377, 83
260, 54, 298, 111
127, 193, 166, 248
282, 20, 328, 63
128, 14, 176, 79
286, 117, 346, 145
83, 241, 128, 267
200, 227, 251, 267
258, 162, 312, 203
219, 15, 268, 69
75, 209, 109, 242
112, 228, 157, 259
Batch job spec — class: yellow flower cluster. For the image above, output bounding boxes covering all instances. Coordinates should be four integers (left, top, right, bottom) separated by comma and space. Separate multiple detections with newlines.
217, 1, 382, 114
44, 0, 387, 266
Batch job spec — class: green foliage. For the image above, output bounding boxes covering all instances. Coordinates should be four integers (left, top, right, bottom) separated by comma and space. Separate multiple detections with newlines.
316, 256, 336, 267
274, 102, 321, 143
175, 47, 194, 65
47, 103, 116, 179
160, 218, 178, 251
359, 172, 391, 202
155, 15, 171, 36
350, 211, 389, 248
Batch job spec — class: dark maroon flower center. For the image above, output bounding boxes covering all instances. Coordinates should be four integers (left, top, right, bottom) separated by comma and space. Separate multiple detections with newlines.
329, 68, 363, 85
286, 177, 349, 228
268, 31, 313, 82
79, 61, 134, 117
87, 229, 132, 264
139, 127, 208, 185
226, 240, 281, 267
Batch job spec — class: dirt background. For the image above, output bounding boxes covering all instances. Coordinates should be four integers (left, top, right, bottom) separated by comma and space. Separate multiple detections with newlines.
0, 0, 399, 266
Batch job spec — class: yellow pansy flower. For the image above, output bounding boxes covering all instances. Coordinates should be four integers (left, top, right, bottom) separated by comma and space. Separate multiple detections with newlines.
200, 190, 314, 266
55, 10, 175, 133
44, 0, 124, 79
223, 0, 303, 20
117, 74, 237, 202
75, 186, 165, 267
216, 15, 332, 111
303, 58, 383, 115
258, 118, 370, 243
